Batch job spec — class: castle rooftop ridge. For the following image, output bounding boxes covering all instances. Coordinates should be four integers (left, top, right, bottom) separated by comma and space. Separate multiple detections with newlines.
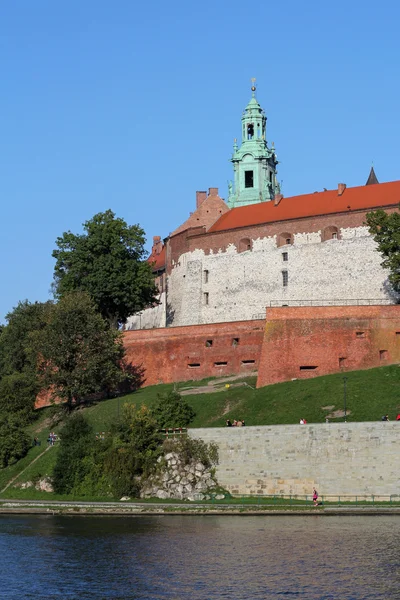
208, 179, 400, 233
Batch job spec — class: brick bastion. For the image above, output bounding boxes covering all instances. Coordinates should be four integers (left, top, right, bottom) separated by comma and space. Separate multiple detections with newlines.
189, 422, 400, 497
257, 305, 400, 387
123, 305, 400, 389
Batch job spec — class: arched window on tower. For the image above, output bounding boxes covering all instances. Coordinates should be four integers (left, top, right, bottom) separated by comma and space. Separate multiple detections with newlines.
277, 232, 293, 247
239, 238, 252, 253
247, 123, 254, 140
322, 226, 339, 242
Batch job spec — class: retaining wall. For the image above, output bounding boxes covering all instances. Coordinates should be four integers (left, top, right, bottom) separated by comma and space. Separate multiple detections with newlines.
123, 320, 264, 386
190, 422, 400, 497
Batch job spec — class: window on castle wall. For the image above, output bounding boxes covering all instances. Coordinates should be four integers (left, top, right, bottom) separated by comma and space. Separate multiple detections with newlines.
245, 170, 254, 188
239, 238, 252, 253
241, 359, 255, 365
380, 350, 388, 361
322, 226, 339, 242
282, 271, 288, 287
282, 252, 288, 262
205, 340, 213, 347
339, 357, 347, 368
356, 331, 365, 338
188, 363, 201, 368
203, 269, 209, 284
278, 233, 293, 247
232, 338, 240, 347
214, 361, 228, 367
203, 292, 209, 305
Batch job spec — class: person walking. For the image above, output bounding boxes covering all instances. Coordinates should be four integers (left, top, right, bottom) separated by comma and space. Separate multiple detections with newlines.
312, 488, 319, 506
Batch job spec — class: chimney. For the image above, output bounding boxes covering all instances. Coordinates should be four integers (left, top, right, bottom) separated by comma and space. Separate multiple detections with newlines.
208, 187, 218, 197
274, 193, 283, 206
152, 235, 162, 255
337, 183, 346, 196
196, 191, 207, 208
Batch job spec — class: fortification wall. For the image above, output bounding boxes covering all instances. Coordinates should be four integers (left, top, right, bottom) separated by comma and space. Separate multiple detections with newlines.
125, 292, 166, 331
123, 320, 264, 386
190, 423, 400, 496
167, 225, 395, 327
257, 305, 400, 387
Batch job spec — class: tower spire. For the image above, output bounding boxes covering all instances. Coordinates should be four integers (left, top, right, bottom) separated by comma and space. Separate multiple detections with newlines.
227, 82, 280, 208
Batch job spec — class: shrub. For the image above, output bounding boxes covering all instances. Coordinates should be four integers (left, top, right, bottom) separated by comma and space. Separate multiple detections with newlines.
152, 390, 195, 429
163, 436, 219, 469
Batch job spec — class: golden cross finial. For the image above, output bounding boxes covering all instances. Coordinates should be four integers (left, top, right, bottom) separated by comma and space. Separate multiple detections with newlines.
251, 77, 256, 92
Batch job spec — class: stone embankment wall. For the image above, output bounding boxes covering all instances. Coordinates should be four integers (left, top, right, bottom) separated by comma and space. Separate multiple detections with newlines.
189, 423, 400, 497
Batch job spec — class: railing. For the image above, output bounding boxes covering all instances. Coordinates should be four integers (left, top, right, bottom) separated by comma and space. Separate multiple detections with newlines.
202, 494, 400, 506
161, 428, 188, 437
268, 298, 395, 308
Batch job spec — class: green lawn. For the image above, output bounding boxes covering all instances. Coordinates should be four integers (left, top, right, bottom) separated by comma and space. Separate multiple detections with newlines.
84, 364, 400, 432
1, 364, 400, 497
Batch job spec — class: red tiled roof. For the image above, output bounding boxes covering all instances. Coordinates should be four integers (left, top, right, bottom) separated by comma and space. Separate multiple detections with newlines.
148, 246, 165, 271
208, 180, 400, 233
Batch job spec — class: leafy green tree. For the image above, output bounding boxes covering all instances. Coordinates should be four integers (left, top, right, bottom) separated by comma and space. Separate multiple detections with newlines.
0, 301, 52, 420
152, 389, 195, 429
104, 404, 163, 497
366, 208, 400, 295
0, 372, 38, 421
0, 415, 31, 468
33, 291, 125, 410
52, 210, 158, 328
52, 413, 94, 493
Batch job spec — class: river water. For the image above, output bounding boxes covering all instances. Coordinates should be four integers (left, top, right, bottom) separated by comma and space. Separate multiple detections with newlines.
0, 515, 399, 599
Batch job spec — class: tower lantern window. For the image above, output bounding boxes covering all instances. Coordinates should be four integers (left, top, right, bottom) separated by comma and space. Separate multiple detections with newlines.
245, 171, 254, 188
247, 123, 254, 139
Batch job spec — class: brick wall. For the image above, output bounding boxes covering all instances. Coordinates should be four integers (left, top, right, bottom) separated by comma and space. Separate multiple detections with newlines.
257, 305, 400, 387
124, 320, 264, 386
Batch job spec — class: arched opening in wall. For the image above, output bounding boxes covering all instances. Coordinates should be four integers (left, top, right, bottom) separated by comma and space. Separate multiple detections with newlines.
239, 238, 252, 253
322, 225, 339, 241
277, 232, 293, 247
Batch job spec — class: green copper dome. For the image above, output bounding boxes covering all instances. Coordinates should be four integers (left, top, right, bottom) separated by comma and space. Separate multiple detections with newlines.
227, 83, 280, 208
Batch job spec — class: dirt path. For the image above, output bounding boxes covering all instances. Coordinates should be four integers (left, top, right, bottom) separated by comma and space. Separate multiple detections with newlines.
0, 446, 52, 495
180, 373, 257, 396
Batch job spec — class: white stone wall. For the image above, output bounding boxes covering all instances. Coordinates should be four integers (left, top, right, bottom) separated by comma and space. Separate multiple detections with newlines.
167, 226, 396, 327
190, 423, 400, 497
125, 292, 166, 330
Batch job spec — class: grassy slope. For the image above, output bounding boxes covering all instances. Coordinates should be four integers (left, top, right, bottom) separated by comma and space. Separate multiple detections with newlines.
1, 364, 400, 496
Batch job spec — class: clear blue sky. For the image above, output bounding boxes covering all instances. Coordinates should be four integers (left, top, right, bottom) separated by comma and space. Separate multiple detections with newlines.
1, 0, 399, 323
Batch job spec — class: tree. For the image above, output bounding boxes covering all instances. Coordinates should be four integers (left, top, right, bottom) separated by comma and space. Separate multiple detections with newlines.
52, 413, 95, 493
366, 208, 400, 295
152, 389, 195, 429
0, 301, 52, 420
52, 210, 158, 328
104, 404, 163, 497
33, 291, 125, 410
0, 415, 31, 468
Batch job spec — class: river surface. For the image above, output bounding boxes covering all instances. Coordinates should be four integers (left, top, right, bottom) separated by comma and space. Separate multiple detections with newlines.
0, 515, 399, 599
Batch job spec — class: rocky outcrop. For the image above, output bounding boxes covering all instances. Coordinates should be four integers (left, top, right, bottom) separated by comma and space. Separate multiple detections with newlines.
141, 451, 224, 501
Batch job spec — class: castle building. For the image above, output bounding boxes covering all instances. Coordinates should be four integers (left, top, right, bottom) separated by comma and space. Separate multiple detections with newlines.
125, 85, 399, 333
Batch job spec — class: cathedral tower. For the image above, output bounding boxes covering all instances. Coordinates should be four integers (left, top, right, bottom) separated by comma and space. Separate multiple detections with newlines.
227, 81, 280, 208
